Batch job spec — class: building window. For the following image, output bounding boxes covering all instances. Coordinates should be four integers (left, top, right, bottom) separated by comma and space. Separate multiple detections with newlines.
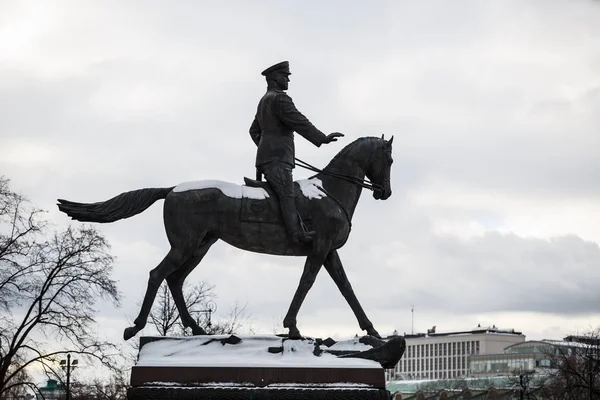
426, 344, 429, 357
461, 341, 466, 355
435, 343, 438, 356
467, 341, 471, 354
476, 341, 480, 354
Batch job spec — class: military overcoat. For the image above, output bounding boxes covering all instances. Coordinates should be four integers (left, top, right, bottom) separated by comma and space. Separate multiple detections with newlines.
249, 88, 328, 168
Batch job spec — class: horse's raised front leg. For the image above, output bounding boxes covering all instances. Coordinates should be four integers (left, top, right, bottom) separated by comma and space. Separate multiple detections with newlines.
123, 247, 189, 341
323, 249, 381, 339
166, 237, 218, 335
283, 253, 327, 339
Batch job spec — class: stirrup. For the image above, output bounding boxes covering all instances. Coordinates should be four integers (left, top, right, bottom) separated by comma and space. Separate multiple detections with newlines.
297, 213, 315, 239
293, 230, 315, 244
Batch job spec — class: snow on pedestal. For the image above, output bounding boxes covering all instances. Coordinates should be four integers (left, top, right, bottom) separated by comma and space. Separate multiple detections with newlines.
136, 335, 380, 369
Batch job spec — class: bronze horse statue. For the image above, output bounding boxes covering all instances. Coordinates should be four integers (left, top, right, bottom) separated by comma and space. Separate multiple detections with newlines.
57, 136, 394, 340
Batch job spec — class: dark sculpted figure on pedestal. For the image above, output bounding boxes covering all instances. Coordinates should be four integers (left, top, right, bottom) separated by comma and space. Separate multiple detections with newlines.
57, 62, 394, 342
249, 61, 344, 243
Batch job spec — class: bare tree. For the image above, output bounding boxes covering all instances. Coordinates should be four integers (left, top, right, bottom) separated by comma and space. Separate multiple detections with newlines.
206, 301, 250, 335
0, 178, 45, 315
147, 280, 250, 337
0, 365, 32, 400
70, 370, 128, 400
0, 176, 122, 398
506, 369, 550, 400
503, 330, 600, 399
543, 330, 600, 400
148, 281, 214, 336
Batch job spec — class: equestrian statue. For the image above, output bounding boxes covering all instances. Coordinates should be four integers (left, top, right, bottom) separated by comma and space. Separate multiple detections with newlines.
57, 61, 394, 341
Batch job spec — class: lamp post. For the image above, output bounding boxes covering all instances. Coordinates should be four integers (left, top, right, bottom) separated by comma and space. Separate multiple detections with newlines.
519, 374, 524, 400
194, 300, 217, 332
59, 354, 78, 400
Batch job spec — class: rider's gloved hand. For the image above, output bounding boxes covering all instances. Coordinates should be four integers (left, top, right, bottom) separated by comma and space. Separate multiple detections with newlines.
323, 132, 344, 144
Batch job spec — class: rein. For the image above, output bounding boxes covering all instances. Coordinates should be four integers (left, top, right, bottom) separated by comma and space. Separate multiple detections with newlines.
294, 158, 382, 192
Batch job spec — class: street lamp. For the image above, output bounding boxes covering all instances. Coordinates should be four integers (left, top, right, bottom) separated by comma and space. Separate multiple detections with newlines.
59, 354, 78, 400
194, 300, 217, 332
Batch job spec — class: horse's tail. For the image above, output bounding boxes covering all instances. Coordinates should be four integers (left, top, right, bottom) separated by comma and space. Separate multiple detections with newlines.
57, 187, 175, 223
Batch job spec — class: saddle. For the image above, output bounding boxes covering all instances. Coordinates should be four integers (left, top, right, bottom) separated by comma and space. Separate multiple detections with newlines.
241, 177, 312, 227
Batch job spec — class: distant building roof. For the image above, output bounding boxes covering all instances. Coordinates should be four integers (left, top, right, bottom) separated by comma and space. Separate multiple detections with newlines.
389, 326, 523, 340
38, 380, 63, 391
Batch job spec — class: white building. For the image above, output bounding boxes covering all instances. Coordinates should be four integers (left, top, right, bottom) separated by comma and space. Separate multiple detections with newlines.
386, 326, 526, 381
470, 335, 600, 377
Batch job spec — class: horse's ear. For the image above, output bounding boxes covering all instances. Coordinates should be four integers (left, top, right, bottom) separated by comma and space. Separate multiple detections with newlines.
381, 134, 385, 140
388, 135, 394, 146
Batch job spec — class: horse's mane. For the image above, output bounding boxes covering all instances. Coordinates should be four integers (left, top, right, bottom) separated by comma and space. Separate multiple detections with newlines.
324, 136, 384, 170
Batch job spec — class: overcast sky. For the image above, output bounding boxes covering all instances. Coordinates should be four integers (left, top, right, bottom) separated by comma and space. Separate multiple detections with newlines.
1, 0, 599, 360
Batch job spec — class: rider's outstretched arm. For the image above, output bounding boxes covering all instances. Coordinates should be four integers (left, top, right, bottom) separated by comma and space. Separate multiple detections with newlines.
276, 93, 328, 147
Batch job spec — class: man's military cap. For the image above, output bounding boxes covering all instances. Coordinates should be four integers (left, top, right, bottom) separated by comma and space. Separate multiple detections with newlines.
261, 61, 291, 76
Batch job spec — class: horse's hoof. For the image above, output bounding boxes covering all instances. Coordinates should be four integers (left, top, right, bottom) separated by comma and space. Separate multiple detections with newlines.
288, 326, 302, 340
123, 326, 139, 341
191, 326, 207, 336
123, 326, 139, 340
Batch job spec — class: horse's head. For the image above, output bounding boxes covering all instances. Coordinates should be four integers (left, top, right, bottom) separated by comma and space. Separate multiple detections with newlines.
366, 135, 393, 200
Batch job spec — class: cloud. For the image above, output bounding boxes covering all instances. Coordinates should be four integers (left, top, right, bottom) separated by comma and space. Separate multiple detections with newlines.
1, 0, 599, 348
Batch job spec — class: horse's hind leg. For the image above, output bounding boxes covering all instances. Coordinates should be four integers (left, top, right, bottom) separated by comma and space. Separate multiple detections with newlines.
123, 247, 190, 341
166, 237, 218, 335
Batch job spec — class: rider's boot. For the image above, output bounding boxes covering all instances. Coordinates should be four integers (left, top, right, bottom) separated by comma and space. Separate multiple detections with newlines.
280, 197, 315, 243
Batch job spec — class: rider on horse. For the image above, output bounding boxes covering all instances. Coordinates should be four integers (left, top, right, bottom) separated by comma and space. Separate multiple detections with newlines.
249, 61, 344, 243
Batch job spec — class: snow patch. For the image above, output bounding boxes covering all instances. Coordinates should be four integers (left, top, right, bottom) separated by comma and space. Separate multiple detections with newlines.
328, 338, 373, 352
173, 178, 325, 201
136, 335, 380, 368
173, 180, 269, 200
298, 178, 326, 199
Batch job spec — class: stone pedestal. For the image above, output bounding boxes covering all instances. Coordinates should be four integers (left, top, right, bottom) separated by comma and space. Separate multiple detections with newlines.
127, 335, 395, 400
128, 385, 391, 399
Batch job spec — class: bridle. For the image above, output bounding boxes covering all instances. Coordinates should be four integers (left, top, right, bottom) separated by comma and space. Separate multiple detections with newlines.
294, 158, 384, 192
294, 150, 389, 234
